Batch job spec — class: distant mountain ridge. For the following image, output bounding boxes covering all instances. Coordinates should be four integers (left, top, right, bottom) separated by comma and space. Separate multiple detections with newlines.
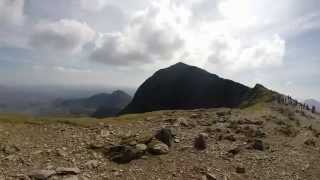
56, 90, 132, 117
120, 62, 276, 115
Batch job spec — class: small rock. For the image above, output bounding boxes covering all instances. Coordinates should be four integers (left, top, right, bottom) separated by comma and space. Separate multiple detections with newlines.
228, 146, 241, 156
304, 138, 316, 146
255, 129, 266, 138
5, 154, 16, 161
205, 173, 217, 180
85, 160, 99, 169
155, 128, 175, 147
56, 149, 67, 157
145, 117, 153, 121
28, 170, 56, 180
113, 171, 121, 177
191, 113, 200, 118
88, 143, 104, 150
148, 140, 169, 155
224, 134, 236, 142
135, 144, 147, 152
236, 166, 245, 174
100, 129, 110, 137
108, 145, 142, 163
177, 117, 189, 127
32, 150, 43, 155
15, 174, 31, 180
194, 133, 208, 150
56, 167, 81, 175
252, 139, 268, 151
2, 144, 19, 155
174, 138, 180, 143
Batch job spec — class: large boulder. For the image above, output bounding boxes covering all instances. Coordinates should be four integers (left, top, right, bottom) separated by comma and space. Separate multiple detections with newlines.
155, 128, 175, 147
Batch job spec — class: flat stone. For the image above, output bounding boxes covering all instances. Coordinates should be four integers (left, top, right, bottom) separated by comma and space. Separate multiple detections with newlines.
28, 170, 56, 180
148, 140, 169, 155
56, 167, 80, 175
135, 144, 147, 151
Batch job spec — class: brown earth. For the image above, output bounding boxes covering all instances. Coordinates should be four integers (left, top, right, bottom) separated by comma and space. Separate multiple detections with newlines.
0, 104, 320, 180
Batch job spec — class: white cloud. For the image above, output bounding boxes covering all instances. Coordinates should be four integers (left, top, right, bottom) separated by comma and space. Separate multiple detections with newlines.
0, 0, 25, 26
88, 0, 287, 72
53, 66, 92, 73
90, 2, 184, 66
29, 19, 96, 53
208, 34, 285, 72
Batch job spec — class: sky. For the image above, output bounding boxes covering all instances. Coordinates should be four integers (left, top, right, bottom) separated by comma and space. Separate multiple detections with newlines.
0, 0, 319, 100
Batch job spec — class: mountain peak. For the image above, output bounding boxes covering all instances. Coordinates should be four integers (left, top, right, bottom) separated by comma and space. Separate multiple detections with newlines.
171, 62, 189, 67
253, 83, 267, 90
112, 90, 127, 96
120, 63, 251, 115
162, 62, 219, 78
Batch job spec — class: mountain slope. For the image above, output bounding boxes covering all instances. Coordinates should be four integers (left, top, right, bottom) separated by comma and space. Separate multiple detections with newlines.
56, 90, 131, 117
120, 62, 264, 115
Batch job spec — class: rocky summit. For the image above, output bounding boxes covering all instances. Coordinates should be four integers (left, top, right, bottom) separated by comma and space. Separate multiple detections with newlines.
0, 102, 320, 179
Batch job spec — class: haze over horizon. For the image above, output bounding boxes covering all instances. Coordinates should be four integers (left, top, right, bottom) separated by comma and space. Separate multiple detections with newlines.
0, 0, 319, 100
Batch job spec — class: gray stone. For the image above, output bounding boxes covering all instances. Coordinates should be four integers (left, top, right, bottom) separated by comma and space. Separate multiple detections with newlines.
177, 117, 189, 127
85, 160, 99, 169
148, 140, 169, 155
155, 128, 175, 147
135, 144, 147, 151
28, 170, 56, 180
194, 133, 208, 150
252, 139, 268, 151
56, 167, 80, 175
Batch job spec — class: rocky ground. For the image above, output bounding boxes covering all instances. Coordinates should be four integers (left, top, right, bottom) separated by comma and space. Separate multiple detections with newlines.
0, 104, 320, 180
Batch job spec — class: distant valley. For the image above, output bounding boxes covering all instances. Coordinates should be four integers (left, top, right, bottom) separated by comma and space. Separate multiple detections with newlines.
0, 85, 132, 117
54, 90, 131, 117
